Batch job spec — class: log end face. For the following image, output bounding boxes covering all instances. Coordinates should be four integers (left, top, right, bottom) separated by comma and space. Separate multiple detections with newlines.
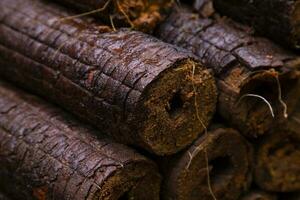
137, 59, 217, 155
255, 131, 300, 192
220, 67, 300, 138
163, 127, 253, 200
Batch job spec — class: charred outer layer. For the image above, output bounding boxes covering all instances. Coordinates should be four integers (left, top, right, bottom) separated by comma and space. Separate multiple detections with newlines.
0, 0, 217, 155
213, 0, 300, 49
0, 81, 161, 200
157, 9, 300, 137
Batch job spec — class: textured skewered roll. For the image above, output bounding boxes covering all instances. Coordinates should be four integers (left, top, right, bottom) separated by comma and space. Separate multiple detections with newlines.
0, 0, 217, 155
51, 0, 173, 33
0, 80, 161, 200
157, 8, 300, 138
159, 126, 253, 200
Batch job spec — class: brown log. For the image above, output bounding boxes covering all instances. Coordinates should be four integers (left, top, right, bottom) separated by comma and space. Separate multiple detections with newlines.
51, 0, 173, 33
239, 190, 277, 200
159, 126, 253, 200
213, 0, 300, 49
156, 8, 300, 138
0, 0, 217, 155
0, 80, 161, 200
254, 122, 300, 192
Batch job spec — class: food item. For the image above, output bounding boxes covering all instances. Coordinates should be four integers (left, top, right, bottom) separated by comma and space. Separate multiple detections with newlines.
0, 0, 217, 155
160, 127, 253, 200
213, 0, 300, 49
0, 81, 161, 200
157, 9, 300, 137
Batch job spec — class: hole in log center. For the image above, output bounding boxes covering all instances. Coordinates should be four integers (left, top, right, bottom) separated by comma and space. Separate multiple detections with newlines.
209, 156, 234, 184
166, 91, 184, 118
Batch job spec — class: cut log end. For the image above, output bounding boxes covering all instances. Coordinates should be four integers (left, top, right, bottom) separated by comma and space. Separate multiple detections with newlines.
163, 127, 253, 200
220, 67, 300, 138
255, 131, 300, 192
137, 59, 217, 155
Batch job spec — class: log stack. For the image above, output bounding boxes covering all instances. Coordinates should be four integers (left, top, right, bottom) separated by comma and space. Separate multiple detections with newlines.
0, 0, 299, 199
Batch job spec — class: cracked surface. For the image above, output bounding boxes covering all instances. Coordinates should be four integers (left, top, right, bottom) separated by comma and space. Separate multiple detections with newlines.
213, 0, 300, 49
160, 127, 253, 200
0, 0, 217, 155
52, 0, 173, 33
0, 81, 161, 200
157, 9, 300, 137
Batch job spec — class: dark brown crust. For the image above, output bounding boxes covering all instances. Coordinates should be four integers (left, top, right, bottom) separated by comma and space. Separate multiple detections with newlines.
160, 126, 253, 200
240, 190, 277, 200
157, 9, 300, 137
213, 0, 300, 49
254, 115, 300, 192
0, 80, 161, 200
52, 0, 173, 32
0, 0, 217, 155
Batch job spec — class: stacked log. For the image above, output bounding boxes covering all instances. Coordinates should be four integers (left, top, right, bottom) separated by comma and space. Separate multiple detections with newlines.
0, 0, 299, 199
160, 126, 253, 200
0, 81, 161, 200
157, 8, 300, 138
213, 0, 300, 49
50, 0, 174, 33
0, 0, 217, 155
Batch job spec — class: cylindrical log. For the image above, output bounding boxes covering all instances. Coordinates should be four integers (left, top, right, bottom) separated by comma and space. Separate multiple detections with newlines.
240, 190, 277, 200
0, 80, 161, 200
0, 0, 217, 155
213, 0, 300, 49
160, 126, 253, 200
156, 8, 300, 138
254, 125, 300, 192
51, 0, 173, 33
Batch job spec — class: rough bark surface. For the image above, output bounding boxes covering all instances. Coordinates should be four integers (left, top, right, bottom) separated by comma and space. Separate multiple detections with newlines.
240, 190, 277, 200
254, 124, 300, 192
213, 0, 300, 49
157, 9, 300, 137
51, 0, 173, 33
0, 0, 217, 155
0, 81, 161, 200
160, 126, 253, 200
